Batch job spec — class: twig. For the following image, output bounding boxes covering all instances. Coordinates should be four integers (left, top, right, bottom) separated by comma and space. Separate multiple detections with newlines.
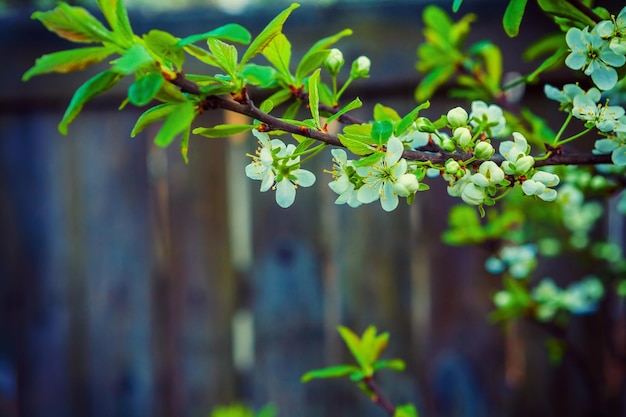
363, 376, 396, 416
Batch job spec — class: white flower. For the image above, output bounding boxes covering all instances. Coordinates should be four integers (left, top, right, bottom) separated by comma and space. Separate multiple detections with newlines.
521, 170, 560, 202
469, 100, 506, 137
328, 149, 361, 207
572, 93, 626, 133
471, 161, 505, 187
245, 130, 316, 208
324, 48, 344, 76
499, 132, 535, 175
355, 136, 408, 211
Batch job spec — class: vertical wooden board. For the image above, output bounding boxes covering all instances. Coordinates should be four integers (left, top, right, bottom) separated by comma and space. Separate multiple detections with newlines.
0, 112, 73, 417
163, 115, 236, 417
252, 238, 325, 417
70, 111, 154, 417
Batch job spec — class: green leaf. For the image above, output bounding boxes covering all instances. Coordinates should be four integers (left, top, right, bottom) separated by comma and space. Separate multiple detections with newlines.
131, 102, 177, 137
394, 404, 419, 417
470, 41, 502, 92
415, 64, 455, 101
338, 123, 375, 155
452, 0, 463, 12
373, 359, 406, 372
97, 0, 134, 46
352, 151, 384, 168
242, 64, 278, 88
301, 364, 360, 382
503, 0, 528, 37
326, 97, 362, 125
308, 68, 321, 130
113, 44, 154, 74
537, 0, 596, 27
617, 280, 626, 297
208, 38, 239, 79
23, 46, 115, 81
525, 45, 568, 83
374, 104, 401, 122
153, 101, 196, 147
337, 326, 367, 369
396, 101, 431, 136
183, 44, 220, 67
262, 33, 292, 81
144, 30, 185, 69
295, 50, 329, 83
59, 70, 122, 134
371, 120, 393, 145
180, 127, 190, 164
296, 28, 352, 79
240, 3, 300, 67
177, 23, 251, 46
128, 72, 163, 106
32, 3, 114, 43
193, 124, 255, 138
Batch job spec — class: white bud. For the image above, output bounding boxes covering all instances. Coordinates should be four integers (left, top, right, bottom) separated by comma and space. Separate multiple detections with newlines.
447, 106, 468, 127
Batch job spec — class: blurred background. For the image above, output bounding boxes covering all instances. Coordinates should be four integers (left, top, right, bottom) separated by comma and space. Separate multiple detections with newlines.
1, 0, 625, 416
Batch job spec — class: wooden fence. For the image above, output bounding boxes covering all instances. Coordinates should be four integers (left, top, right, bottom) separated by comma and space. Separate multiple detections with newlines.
1, 2, 625, 417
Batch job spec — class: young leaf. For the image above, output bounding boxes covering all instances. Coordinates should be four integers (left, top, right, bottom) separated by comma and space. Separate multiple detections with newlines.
183, 44, 220, 67
396, 101, 430, 136
128, 72, 163, 106
503, 0, 529, 37
297, 28, 352, 75
23, 46, 115, 81
415, 64, 455, 101
373, 359, 406, 372
371, 120, 393, 145
295, 50, 329, 83
112, 44, 154, 74
394, 404, 419, 417
177, 23, 252, 46
536, 0, 596, 27
326, 97, 362, 125
262, 33, 292, 81
153, 101, 196, 147
525, 46, 568, 83
144, 30, 185, 69
452, 0, 463, 12
337, 326, 368, 369
301, 364, 360, 382
308, 68, 321, 130
131, 103, 178, 137
180, 127, 190, 164
208, 38, 239, 79
32, 3, 114, 43
97, 0, 134, 45
59, 70, 123, 134
240, 3, 300, 67
373, 104, 401, 122
193, 124, 255, 138
242, 64, 278, 88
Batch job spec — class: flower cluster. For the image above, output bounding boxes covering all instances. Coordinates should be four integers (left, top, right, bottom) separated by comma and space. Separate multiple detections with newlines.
245, 130, 316, 208
532, 277, 604, 321
328, 137, 421, 211
565, 6, 626, 91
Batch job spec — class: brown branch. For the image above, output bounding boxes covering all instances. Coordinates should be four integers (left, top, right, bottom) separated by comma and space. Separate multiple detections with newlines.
568, 0, 603, 23
169, 72, 615, 168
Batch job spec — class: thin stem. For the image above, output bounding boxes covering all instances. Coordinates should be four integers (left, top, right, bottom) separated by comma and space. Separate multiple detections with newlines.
569, 0, 603, 23
555, 126, 594, 147
362, 377, 396, 416
553, 112, 574, 145
336, 76, 354, 102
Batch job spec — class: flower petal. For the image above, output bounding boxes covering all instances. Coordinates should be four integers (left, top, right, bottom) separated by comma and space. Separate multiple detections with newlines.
275, 179, 296, 208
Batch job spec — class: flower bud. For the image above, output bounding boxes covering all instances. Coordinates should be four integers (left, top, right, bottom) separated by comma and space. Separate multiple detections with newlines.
515, 155, 535, 174
393, 173, 420, 196
350, 55, 371, 79
474, 141, 495, 159
415, 117, 436, 133
445, 159, 461, 175
324, 48, 344, 76
453, 127, 472, 148
442, 138, 456, 152
447, 106, 468, 127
